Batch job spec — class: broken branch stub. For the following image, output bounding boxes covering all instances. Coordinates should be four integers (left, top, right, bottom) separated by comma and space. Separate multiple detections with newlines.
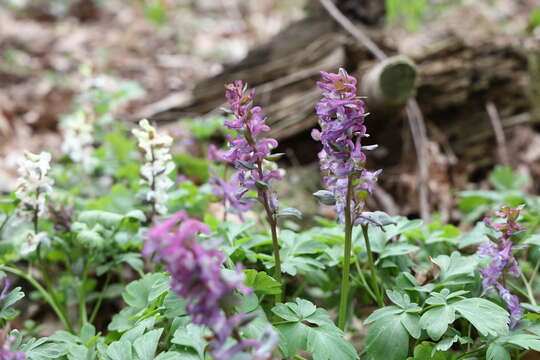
361, 55, 418, 109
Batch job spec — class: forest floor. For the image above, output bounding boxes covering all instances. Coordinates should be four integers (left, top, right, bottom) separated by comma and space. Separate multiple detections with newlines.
0, 0, 305, 189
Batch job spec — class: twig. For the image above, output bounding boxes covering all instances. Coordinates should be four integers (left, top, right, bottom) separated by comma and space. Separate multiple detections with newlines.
406, 99, 430, 222
317, 0, 385, 61
373, 184, 399, 215
318, 0, 430, 222
485, 101, 510, 166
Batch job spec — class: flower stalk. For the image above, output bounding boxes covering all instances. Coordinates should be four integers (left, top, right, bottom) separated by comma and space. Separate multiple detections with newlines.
338, 176, 354, 330
0, 265, 72, 333
362, 224, 383, 306
312, 69, 381, 329
132, 119, 174, 219
220, 81, 285, 304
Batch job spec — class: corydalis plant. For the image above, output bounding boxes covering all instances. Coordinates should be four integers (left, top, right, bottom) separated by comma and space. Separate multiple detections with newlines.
222, 81, 284, 302
478, 205, 524, 329
15, 151, 54, 221
312, 69, 382, 329
312, 69, 380, 225
143, 211, 278, 360
14, 151, 53, 253
222, 81, 283, 213
132, 119, 174, 217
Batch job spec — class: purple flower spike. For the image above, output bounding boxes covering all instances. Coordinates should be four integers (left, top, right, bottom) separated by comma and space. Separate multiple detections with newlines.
221, 80, 283, 215
144, 213, 277, 359
312, 68, 381, 224
477, 205, 525, 329
0, 336, 26, 360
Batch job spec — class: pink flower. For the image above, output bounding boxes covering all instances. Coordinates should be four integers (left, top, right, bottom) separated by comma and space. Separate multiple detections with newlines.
143, 212, 276, 359
477, 205, 525, 329
312, 68, 380, 224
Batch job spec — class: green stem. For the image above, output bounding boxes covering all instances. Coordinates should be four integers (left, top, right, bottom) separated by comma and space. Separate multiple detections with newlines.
362, 224, 384, 306
466, 323, 472, 352
527, 256, 540, 289
243, 112, 282, 305
89, 271, 112, 324
79, 258, 90, 327
0, 213, 12, 239
509, 281, 532, 301
256, 172, 282, 304
338, 176, 354, 330
36, 243, 69, 328
353, 258, 377, 303
0, 265, 73, 332
520, 271, 537, 306
33, 202, 64, 317
268, 211, 282, 304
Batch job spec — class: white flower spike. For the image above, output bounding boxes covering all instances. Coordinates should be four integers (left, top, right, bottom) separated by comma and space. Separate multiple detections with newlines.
15, 151, 54, 218
132, 119, 175, 215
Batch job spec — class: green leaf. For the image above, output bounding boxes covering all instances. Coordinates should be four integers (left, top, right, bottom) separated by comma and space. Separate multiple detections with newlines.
276, 322, 307, 357
431, 252, 478, 282
420, 305, 455, 341
386, 290, 421, 312
78, 210, 124, 228
413, 341, 452, 360
171, 322, 207, 359
458, 222, 493, 248
173, 154, 210, 182
525, 234, 540, 247
272, 298, 358, 360
124, 210, 146, 223
269, 230, 325, 276
145, 0, 167, 26
244, 270, 281, 295
21, 337, 67, 359
379, 243, 419, 260
116, 253, 144, 275
499, 333, 540, 351
106, 340, 133, 360
489, 166, 527, 191
433, 335, 469, 353
133, 329, 163, 360
80, 323, 96, 343
154, 352, 185, 360
364, 306, 403, 324
0, 286, 24, 320
530, 8, 540, 28
163, 292, 187, 318
307, 324, 359, 360
486, 343, 510, 360
453, 298, 509, 337
401, 313, 421, 339
76, 228, 105, 249
67, 344, 90, 360
122, 273, 169, 309
365, 314, 409, 360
